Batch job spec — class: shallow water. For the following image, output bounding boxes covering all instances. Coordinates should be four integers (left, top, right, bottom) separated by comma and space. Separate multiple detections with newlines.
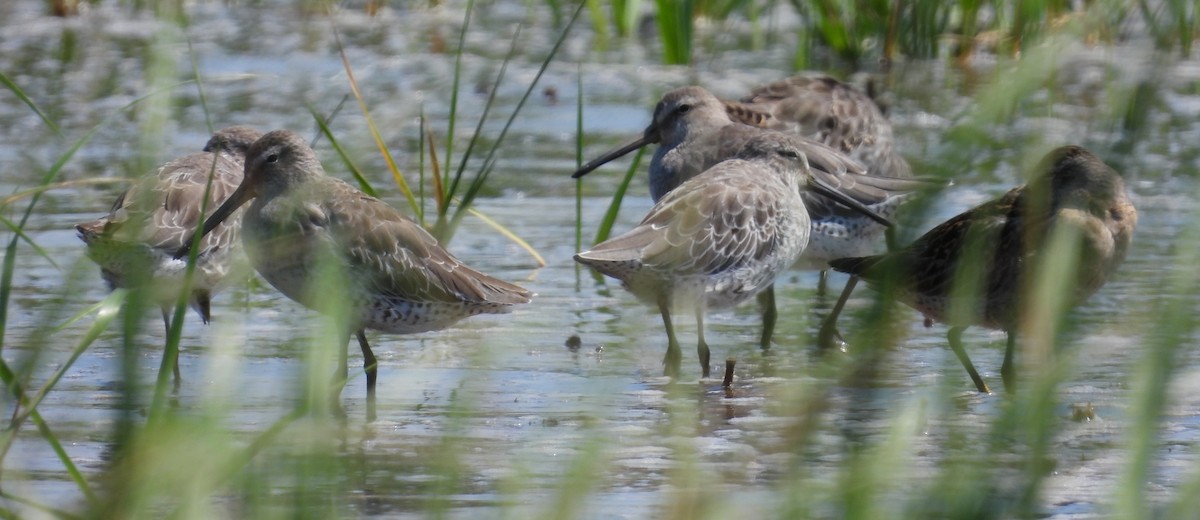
2, 1, 1200, 518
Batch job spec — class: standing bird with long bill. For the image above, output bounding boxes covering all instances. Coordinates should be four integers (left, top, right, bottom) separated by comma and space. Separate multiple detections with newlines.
176, 130, 532, 419
77, 125, 263, 385
576, 132, 890, 377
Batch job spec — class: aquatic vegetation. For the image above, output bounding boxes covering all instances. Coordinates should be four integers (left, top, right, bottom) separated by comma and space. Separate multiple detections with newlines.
0, 1, 1198, 519
574, 0, 1198, 66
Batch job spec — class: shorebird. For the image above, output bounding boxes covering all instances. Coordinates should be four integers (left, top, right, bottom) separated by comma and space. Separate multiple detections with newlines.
76, 125, 262, 383
737, 74, 921, 350
830, 146, 1136, 393
736, 73, 910, 180
575, 133, 888, 378
176, 130, 531, 420
572, 82, 928, 348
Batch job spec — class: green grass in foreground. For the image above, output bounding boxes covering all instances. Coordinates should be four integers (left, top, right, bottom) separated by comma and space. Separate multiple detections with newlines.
1, 1, 1198, 518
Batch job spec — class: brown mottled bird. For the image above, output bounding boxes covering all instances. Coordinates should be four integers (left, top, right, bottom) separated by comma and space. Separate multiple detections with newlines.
76, 125, 263, 383
176, 130, 531, 420
830, 146, 1137, 393
576, 133, 888, 378
735, 73, 910, 181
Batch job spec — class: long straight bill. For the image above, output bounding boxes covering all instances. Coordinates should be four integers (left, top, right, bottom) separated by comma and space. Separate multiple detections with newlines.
808, 176, 893, 228
571, 134, 654, 179
172, 182, 252, 260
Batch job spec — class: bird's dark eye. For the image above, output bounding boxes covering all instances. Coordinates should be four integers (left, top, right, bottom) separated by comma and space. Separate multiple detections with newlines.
779, 149, 800, 159
266, 153, 279, 164
678, 104, 691, 114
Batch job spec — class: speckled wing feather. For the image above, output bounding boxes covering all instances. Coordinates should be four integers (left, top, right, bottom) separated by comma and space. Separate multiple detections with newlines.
736, 74, 911, 179
708, 125, 925, 220
799, 175, 935, 223
588, 160, 783, 276
712, 124, 867, 181
738, 75, 883, 157
318, 178, 531, 306
832, 186, 1024, 300
832, 145, 1135, 335
103, 152, 244, 254
147, 153, 244, 252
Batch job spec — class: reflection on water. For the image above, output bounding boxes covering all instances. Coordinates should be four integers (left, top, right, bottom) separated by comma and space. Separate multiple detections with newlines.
2, 1, 1200, 518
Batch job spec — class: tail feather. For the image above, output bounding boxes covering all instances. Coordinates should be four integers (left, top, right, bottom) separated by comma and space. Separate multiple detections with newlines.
851, 174, 948, 192
574, 251, 640, 283
74, 220, 107, 244
475, 276, 533, 305
447, 265, 533, 306
574, 247, 640, 264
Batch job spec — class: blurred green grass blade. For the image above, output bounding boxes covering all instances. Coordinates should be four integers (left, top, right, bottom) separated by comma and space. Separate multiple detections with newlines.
0, 489, 83, 520
464, 206, 546, 267
585, 0, 610, 45
445, 1, 586, 237
0, 118, 118, 473
592, 147, 644, 244
544, 0, 564, 25
442, 25, 516, 221
1137, 0, 1168, 50
613, 0, 642, 36
151, 155, 228, 421
309, 94, 349, 148
955, 0, 984, 61
419, 108, 427, 219
792, 18, 813, 70
574, 63, 584, 254
423, 115, 446, 220
0, 213, 59, 270
0, 97, 127, 350
200, 407, 307, 507
187, 39, 213, 135
0, 82, 181, 409
904, 0, 944, 58
444, 0, 474, 187
330, 22, 417, 214
308, 106, 379, 198
1168, 0, 1195, 55
0, 70, 62, 137
812, 0, 853, 60
1115, 196, 1200, 517
154, 310, 187, 422
52, 300, 106, 333
0, 178, 132, 208
654, 0, 693, 65
543, 426, 609, 517
0, 290, 122, 503
31, 410, 98, 507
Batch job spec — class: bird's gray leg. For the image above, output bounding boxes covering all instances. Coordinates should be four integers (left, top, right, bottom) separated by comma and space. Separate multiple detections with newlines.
757, 285, 777, 351
658, 295, 682, 379
1000, 332, 1017, 393
948, 326, 991, 393
885, 227, 898, 251
329, 325, 351, 419
357, 329, 377, 422
696, 304, 711, 378
161, 307, 181, 391
817, 276, 856, 351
